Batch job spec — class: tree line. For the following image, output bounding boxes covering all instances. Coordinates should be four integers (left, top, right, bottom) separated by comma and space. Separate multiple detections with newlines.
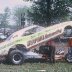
0, 0, 72, 31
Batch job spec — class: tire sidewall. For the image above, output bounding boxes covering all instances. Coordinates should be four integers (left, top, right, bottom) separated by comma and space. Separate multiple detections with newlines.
9, 50, 24, 65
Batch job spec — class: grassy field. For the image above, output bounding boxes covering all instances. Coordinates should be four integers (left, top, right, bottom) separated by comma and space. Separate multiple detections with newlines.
0, 61, 72, 72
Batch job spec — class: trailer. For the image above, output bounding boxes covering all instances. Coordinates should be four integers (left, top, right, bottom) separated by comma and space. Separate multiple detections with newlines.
0, 21, 72, 65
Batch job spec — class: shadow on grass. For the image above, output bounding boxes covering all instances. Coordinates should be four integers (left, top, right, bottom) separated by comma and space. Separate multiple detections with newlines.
1, 59, 51, 65
0, 58, 72, 65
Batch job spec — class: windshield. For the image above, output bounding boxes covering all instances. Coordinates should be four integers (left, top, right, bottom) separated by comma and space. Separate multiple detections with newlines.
23, 26, 44, 36
6, 25, 44, 41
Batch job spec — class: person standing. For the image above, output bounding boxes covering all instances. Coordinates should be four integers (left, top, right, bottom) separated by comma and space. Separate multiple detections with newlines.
46, 39, 55, 63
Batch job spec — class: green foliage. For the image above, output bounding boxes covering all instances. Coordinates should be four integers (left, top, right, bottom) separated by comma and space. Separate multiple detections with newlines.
0, 7, 10, 28
69, 0, 72, 4
29, 0, 69, 26
13, 6, 33, 29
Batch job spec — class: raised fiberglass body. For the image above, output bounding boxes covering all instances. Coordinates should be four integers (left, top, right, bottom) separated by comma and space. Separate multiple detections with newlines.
0, 21, 72, 56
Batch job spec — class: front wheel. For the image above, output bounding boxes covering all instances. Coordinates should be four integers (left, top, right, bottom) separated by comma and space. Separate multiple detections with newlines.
8, 50, 25, 65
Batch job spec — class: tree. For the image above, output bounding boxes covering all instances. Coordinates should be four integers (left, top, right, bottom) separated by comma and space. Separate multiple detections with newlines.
0, 7, 10, 34
69, 0, 72, 7
13, 6, 32, 30
66, 0, 72, 21
29, 0, 69, 26
0, 7, 10, 27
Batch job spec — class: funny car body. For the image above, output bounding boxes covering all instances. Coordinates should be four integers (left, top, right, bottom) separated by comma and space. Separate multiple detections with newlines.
0, 21, 72, 65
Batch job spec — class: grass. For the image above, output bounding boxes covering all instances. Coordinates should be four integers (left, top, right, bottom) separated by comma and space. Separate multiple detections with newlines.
0, 61, 72, 72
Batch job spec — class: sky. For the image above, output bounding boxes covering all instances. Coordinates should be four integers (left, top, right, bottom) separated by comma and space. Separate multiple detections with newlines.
0, 0, 33, 25
0, 0, 32, 13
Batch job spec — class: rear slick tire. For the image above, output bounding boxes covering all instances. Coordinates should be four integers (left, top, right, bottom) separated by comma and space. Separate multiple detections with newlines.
65, 54, 72, 63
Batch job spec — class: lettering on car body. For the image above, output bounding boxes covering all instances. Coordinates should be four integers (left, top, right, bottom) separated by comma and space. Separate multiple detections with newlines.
27, 29, 62, 46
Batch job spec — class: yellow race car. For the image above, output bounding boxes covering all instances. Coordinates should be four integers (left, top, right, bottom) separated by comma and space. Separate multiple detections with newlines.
0, 21, 72, 65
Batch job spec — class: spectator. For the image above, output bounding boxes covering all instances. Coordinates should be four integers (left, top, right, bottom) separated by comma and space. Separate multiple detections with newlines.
46, 39, 55, 63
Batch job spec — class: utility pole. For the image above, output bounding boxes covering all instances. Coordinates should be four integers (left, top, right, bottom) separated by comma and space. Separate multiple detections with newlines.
21, 13, 25, 28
